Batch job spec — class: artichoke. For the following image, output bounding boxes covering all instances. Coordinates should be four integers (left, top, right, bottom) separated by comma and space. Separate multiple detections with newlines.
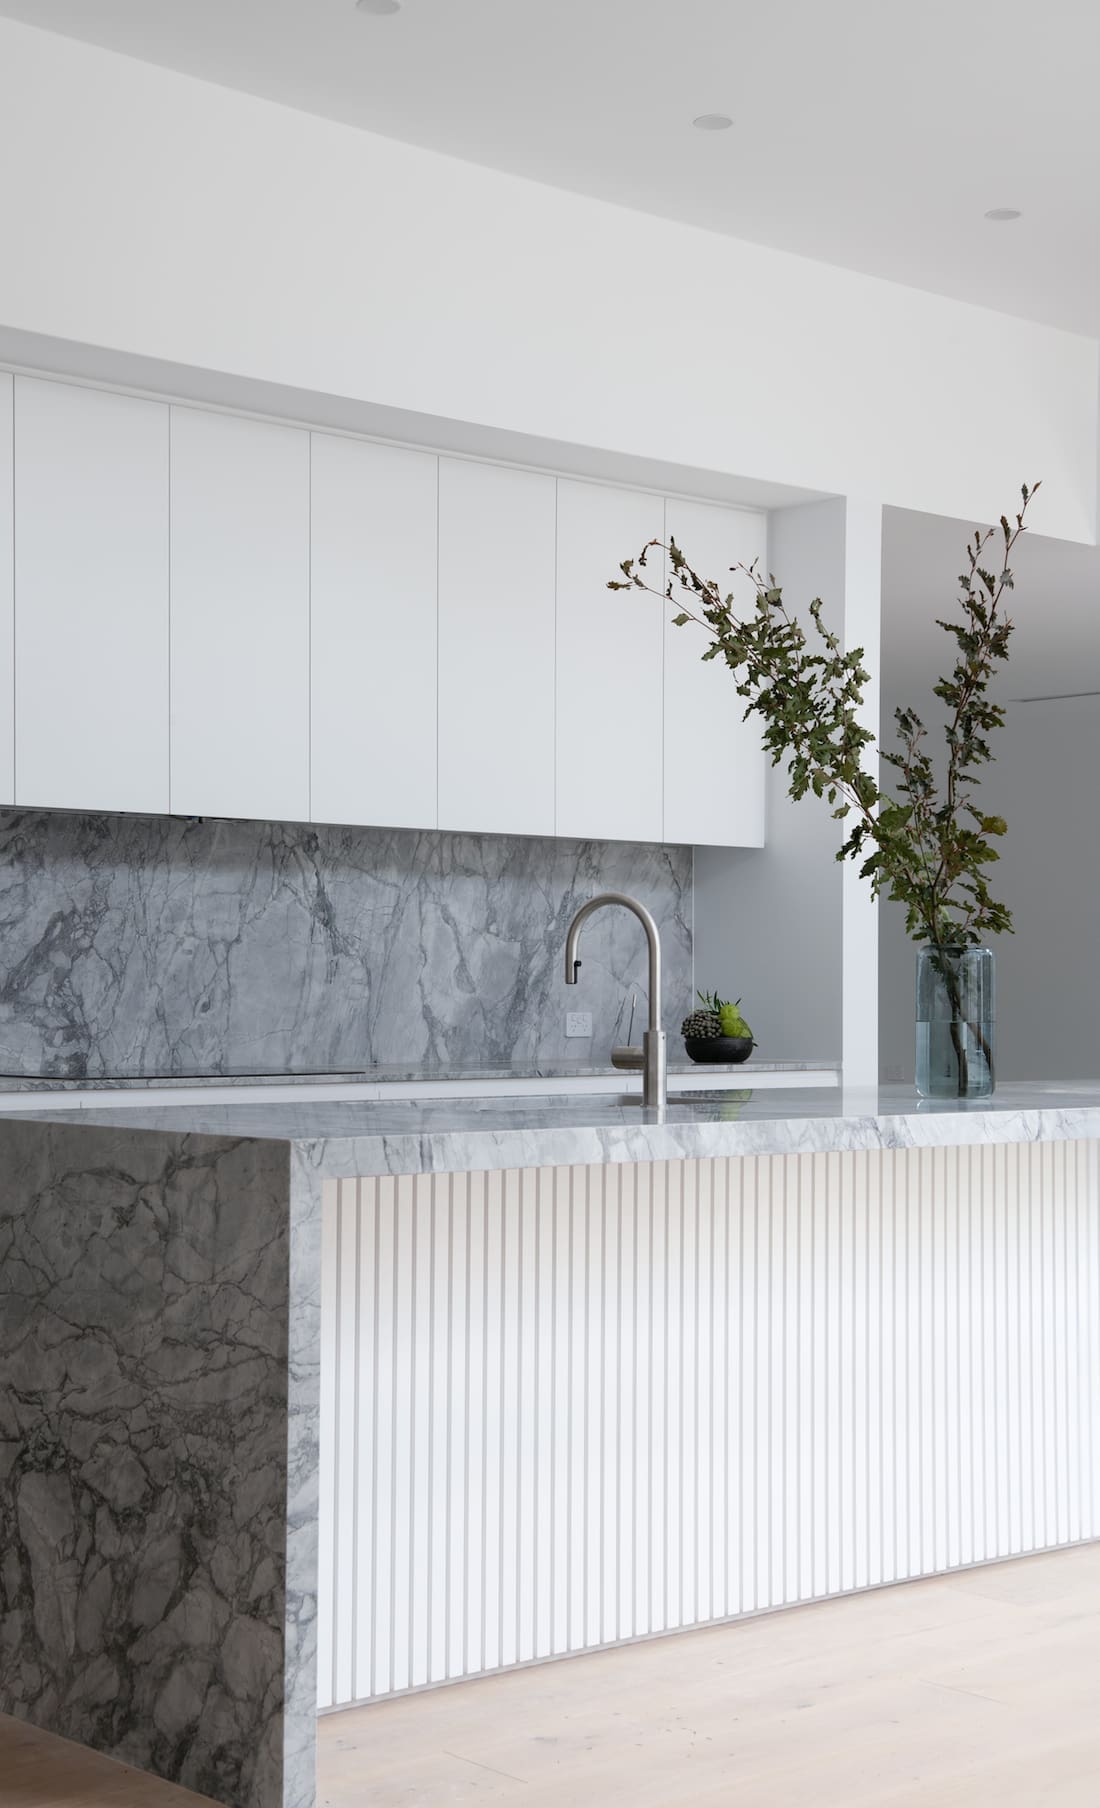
681, 1008, 721, 1039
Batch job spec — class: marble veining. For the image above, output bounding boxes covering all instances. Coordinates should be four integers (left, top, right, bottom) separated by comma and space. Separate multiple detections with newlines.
0, 1119, 314, 1808
283, 1151, 323, 1808
4, 1084, 1099, 1807
0, 812, 692, 1079
14, 1082, 1100, 1170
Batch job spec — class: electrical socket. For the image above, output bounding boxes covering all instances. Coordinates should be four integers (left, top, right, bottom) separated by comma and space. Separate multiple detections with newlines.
565, 1012, 593, 1038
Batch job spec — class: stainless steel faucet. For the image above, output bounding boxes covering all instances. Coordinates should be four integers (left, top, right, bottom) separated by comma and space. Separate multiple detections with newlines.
564, 892, 667, 1109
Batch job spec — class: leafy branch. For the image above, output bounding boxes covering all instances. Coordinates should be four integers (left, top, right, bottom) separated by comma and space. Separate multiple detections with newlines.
609, 484, 1038, 954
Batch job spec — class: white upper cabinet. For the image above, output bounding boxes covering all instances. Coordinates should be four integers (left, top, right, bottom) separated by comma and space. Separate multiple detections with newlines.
310, 434, 438, 830
555, 479, 664, 843
0, 364, 770, 848
437, 457, 556, 837
0, 375, 11, 806
663, 498, 767, 848
170, 407, 310, 822
14, 377, 169, 814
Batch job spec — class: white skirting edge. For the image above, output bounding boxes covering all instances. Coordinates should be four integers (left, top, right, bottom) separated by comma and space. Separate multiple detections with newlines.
317, 1533, 1100, 1715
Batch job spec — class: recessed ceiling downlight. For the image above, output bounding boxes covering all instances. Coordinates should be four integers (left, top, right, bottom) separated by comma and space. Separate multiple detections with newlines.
985, 207, 1022, 221
356, 0, 401, 13
693, 113, 733, 131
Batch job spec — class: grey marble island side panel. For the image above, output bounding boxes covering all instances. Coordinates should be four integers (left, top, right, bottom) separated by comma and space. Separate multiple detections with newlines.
0, 1119, 319, 1808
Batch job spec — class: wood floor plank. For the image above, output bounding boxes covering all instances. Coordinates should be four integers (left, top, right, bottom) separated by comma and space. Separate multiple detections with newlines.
0, 1716, 217, 1807
316, 1548, 1100, 1807
5, 1548, 1100, 1806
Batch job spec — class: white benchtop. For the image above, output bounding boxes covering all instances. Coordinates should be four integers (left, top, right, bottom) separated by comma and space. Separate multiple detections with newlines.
0, 1055, 838, 1110
11, 1082, 1100, 1177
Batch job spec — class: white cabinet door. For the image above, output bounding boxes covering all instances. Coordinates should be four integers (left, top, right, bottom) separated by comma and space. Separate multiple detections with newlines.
14, 377, 169, 813
555, 479, 664, 843
170, 407, 310, 822
311, 434, 438, 830
437, 458, 556, 837
0, 375, 11, 806
664, 499, 766, 847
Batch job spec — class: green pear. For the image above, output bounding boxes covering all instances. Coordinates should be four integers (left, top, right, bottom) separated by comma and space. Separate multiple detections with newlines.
719, 1001, 752, 1040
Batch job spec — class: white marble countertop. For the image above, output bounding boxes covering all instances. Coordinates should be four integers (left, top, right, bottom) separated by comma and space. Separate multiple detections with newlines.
12, 1081, 1100, 1176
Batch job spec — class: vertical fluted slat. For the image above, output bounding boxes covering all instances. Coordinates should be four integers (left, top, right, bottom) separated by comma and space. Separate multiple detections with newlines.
316, 1144, 1100, 1710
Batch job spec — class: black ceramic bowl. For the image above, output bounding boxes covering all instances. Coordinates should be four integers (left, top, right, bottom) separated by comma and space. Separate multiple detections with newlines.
683, 1035, 755, 1065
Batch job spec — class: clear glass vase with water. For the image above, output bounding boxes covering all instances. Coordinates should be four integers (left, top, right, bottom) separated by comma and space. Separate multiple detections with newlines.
915, 945, 995, 1099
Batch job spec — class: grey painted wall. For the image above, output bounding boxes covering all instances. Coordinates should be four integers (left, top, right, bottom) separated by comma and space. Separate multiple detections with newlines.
879, 695, 1100, 1084
0, 811, 692, 1078
694, 500, 845, 1064
877, 505, 1100, 1087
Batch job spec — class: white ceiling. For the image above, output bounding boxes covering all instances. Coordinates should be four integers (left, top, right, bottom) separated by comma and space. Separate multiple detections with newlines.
4, 0, 1100, 337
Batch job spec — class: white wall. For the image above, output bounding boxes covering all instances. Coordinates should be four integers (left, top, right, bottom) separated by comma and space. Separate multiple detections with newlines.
694, 499, 855, 1066
0, 17, 1095, 541
840, 502, 883, 1086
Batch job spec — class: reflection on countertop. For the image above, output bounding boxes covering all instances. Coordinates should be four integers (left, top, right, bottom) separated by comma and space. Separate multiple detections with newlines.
0, 1055, 839, 1090
7, 1081, 1100, 1173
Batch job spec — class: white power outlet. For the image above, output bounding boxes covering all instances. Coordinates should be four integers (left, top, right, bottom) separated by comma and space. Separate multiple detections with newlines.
565, 1012, 593, 1038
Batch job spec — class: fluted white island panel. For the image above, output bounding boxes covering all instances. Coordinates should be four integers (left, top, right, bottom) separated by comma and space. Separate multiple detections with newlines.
317, 1139, 1100, 1708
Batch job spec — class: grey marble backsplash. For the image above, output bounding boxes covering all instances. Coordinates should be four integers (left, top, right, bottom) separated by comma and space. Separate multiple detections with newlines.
0, 811, 692, 1078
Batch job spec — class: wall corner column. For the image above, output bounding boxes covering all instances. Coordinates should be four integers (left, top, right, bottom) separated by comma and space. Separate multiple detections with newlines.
841, 497, 883, 1089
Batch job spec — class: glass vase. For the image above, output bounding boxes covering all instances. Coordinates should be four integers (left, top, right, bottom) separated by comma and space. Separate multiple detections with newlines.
915, 945, 995, 1100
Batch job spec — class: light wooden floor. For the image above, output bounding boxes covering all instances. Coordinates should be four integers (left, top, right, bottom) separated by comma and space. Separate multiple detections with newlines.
4, 1546, 1100, 1807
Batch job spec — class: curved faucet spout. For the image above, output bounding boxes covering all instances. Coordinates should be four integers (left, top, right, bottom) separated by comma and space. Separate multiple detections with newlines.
564, 892, 666, 1109
564, 892, 662, 1035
